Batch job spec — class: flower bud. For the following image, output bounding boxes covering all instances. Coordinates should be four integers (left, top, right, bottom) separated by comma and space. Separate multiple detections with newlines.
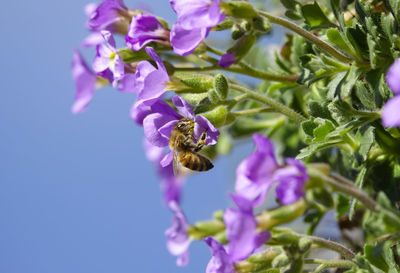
188, 220, 225, 239
208, 88, 220, 104
216, 133, 232, 155
272, 230, 299, 245
247, 248, 280, 264
223, 113, 236, 126
253, 16, 271, 33
213, 74, 229, 100
200, 106, 228, 127
297, 237, 312, 253
179, 74, 214, 92
231, 23, 245, 40
213, 210, 224, 221
220, 1, 258, 19
240, 20, 252, 32
272, 253, 291, 268
117, 47, 148, 63
213, 19, 234, 31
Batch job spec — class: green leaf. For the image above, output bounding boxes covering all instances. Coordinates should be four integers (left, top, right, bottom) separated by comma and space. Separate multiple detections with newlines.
355, 82, 376, 109
327, 28, 356, 57
346, 26, 368, 60
364, 244, 389, 272
341, 65, 361, 98
313, 118, 335, 142
327, 71, 347, 99
284, 10, 303, 20
367, 34, 377, 69
330, 0, 345, 29
296, 138, 342, 159
308, 101, 332, 119
353, 254, 375, 273
349, 165, 368, 220
336, 194, 350, 218
280, 0, 299, 10
301, 2, 336, 28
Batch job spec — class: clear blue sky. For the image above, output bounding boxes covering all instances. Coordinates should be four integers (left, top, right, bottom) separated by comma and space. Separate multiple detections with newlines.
0, 1, 285, 272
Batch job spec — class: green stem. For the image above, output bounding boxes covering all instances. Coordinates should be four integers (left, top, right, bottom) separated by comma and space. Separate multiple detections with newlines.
258, 10, 354, 64
231, 84, 306, 123
226, 64, 298, 83
174, 65, 220, 72
299, 235, 356, 260
304, 259, 355, 273
233, 107, 275, 116
308, 168, 378, 212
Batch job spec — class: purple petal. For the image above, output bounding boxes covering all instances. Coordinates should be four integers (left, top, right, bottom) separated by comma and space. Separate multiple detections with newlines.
81, 32, 105, 48
274, 158, 308, 205
116, 73, 136, 93
145, 46, 167, 72
87, 0, 127, 32
218, 53, 236, 68
204, 237, 235, 273
130, 100, 151, 125
386, 58, 400, 95
194, 115, 220, 145
133, 61, 157, 94
166, 201, 190, 266
160, 151, 174, 167
143, 113, 175, 147
71, 50, 97, 114
170, 24, 207, 56
159, 120, 179, 139
101, 30, 117, 49
382, 95, 400, 127
172, 95, 195, 119
126, 14, 169, 51
85, 3, 98, 17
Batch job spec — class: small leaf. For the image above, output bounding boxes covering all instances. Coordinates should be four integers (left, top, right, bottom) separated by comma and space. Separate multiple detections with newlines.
327, 71, 347, 99
301, 2, 336, 28
364, 243, 389, 272
285, 10, 303, 21
367, 34, 377, 69
280, 0, 299, 10
313, 118, 335, 142
327, 29, 356, 57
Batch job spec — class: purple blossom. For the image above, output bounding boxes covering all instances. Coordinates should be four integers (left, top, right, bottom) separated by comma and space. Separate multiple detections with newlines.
126, 14, 170, 51
235, 134, 308, 206
142, 96, 219, 155
165, 201, 191, 266
86, 0, 130, 34
223, 194, 270, 262
129, 47, 170, 123
170, 0, 225, 55
143, 139, 183, 204
71, 50, 98, 114
382, 58, 400, 127
218, 53, 236, 68
204, 237, 235, 273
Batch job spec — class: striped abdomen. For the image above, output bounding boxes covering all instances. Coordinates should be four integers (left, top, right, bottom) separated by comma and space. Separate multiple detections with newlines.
178, 151, 213, 172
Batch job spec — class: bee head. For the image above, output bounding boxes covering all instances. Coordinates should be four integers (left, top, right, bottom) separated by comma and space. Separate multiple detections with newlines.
175, 118, 194, 134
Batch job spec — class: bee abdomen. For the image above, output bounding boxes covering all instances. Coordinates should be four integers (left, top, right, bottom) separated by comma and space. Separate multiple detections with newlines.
178, 151, 213, 172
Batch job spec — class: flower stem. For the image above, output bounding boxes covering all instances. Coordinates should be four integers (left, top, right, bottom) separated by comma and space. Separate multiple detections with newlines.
258, 10, 354, 64
226, 64, 298, 83
304, 259, 355, 273
299, 235, 356, 259
308, 168, 378, 212
233, 107, 275, 116
230, 84, 306, 123
174, 65, 220, 72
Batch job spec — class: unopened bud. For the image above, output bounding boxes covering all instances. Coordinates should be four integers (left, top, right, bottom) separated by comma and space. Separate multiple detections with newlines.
192, 220, 225, 238
208, 88, 220, 104
240, 20, 252, 32
118, 47, 148, 63
231, 23, 245, 40
213, 74, 229, 100
220, 1, 258, 19
253, 16, 271, 33
213, 210, 224, 221
179, 75, 214, 92
272, 253, 291, 268
200, 106, 228, 127
298, 237, 312, 253
214, 19, 234, 31
223, 112, 236, 126
272, 231, 299, 245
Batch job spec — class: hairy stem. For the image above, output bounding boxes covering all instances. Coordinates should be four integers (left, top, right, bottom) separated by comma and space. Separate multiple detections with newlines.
258, 10, 354, 64
304, 259, 355, 273
299, 235, 356, 259
231, 84, 306, 123
233, 107, 275, 116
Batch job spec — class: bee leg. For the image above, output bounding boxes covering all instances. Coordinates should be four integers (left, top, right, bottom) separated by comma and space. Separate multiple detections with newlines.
194, 131, 207, 152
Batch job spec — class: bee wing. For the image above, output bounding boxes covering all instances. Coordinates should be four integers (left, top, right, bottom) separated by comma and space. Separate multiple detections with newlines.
173, 149, 179, 177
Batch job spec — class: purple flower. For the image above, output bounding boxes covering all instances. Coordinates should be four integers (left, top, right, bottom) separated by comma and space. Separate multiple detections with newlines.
382, 58, 400, 127
86, 0, 130, 34
223, 194, 270, 262
71, 50, 98, 114
170, 0, 225, 55
143, 139, 183, 204
235, 134, 308, 206
218, 53, 236, 68
126, 14, 170, 51
129, 47, 170, 121
142, 96, 219, 152
204, 237, 235, 273
165, 201, 191, 266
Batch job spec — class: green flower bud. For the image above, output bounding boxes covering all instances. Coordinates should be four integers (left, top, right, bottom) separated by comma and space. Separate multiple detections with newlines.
223, 113, 236, 126
213, 19, 234, 31
272, 253, 291, 268
213, 230, 228, 244
272, 231, 299, 245
200, 106, 228, 127
208, 88, 220, 104
213, 74, 229, 100
213, 210, 224, 221
297, 237, 312, 253
240, 20, 252, 32
231, 23, 245, 40
179, 74, 214, 92
253, 16, 271, 33
188, 220, 225, 239
216, 133, 232, 155
220, 1, 258, 19
247, 248, 280, 264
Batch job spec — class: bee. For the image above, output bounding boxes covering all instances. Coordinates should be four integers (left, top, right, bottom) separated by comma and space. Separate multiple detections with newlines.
169, 118, 213, 175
